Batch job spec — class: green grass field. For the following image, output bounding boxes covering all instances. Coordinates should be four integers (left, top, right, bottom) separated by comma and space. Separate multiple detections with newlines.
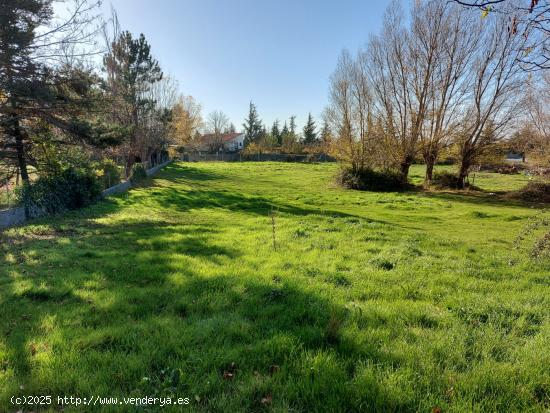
1, 162, 549, 412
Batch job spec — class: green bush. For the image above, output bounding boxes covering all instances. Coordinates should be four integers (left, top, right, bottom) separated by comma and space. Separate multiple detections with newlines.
129, 163, 148, 184
18, 168, 101, 218
99, 159, 121, 189
30, 135, 95, 178
336, 167, 407, 192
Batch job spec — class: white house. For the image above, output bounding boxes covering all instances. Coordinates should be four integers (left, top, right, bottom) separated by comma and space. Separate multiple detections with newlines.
221, 132, 245, 152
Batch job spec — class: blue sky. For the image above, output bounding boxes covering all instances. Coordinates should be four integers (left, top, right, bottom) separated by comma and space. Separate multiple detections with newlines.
100, 0, 390, 131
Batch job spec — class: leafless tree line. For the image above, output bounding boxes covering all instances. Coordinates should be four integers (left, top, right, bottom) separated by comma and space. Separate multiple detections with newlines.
326, 0, 530, 187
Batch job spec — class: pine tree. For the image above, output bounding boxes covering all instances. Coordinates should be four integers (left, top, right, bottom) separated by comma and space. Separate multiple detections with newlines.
289, 115, 297, 136
243, 101, 262, 145
0, 0, 51, 182
0, 0, 117, 183
103, 31, 163, 173
302, 113, 318, 145
271, 119, 281, 146
280, 121, 292, 149
320, 120, 332, 142
259, 124, 268, 143
281, 121, 289, 137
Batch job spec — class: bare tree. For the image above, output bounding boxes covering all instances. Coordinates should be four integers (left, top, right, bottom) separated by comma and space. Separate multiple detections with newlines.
367, 2, 419, 179
453, 0, 550, 70
456, 10, 528, 186
206, 110, 230, 136
326, 51, 361, 171
205, 110, 230, 152
139, 75, 180, 166
33, 0, 104, 65
521, 73, 550, 164
414, 1, 480, 183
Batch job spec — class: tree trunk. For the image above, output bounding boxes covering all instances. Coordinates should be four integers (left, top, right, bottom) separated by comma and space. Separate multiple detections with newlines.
423, 150, 438, 184
125, 153, 136, 179
425, 161, 434, 183
12, 115, 29, 184
125, 157, 130, 179
400, 160, 411, 181
458, 158, 470, 189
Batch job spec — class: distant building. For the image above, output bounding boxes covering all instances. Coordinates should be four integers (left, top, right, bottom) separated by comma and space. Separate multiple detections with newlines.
505, 152, 525, 163
191, 132, 245, 153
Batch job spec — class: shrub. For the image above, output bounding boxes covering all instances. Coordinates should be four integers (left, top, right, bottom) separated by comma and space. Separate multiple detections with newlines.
32, 139, 95, 177
18, 168, 101, 218
479, 163, 525, 174
336, 167, 406, 192
528, 167, 550, 177
99, 159, 121, 189
510, 182, 550, 203
431, 171, 462, 189
514, 211, 550, 258
129, 163, 148, 184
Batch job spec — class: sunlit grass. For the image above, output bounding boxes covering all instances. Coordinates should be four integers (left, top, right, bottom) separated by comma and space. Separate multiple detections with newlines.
0, 162, 548, 412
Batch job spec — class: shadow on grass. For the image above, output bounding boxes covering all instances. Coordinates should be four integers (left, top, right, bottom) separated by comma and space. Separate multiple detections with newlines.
0, 215, 411, 412
382, 179, 546, 209
149, 187, 348, 217
418, 189, 548, 209
1, 162, 547, 411
161, 163, 227, 183
0, 162, 411, 411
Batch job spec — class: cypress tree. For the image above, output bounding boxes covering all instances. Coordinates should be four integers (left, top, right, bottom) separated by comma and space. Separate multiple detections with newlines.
243, 101, 262, 145
289, 115, 297, 141
281, 121, 289, 138
271, 119, 281, 146
302, 113, 318, 145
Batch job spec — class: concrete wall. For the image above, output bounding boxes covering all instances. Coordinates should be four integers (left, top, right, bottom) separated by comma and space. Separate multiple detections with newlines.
0, 160, 172, 230
145, 160, 171, 176
101, 160, 171, 197
0, 207, 26, 229
101, 180, 132, 197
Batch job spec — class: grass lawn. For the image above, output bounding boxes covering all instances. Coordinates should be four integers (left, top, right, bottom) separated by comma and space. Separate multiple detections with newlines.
1, 162, 549, 412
